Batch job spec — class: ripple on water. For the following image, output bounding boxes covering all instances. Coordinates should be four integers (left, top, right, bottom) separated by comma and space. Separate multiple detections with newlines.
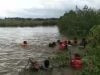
0, 26, 59, 75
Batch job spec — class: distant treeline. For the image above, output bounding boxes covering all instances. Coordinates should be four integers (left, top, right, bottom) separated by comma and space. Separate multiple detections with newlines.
0, 18, 58, 27
58, 5, 100, 38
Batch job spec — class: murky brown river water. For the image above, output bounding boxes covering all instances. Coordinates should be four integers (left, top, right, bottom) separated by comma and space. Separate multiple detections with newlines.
0, 26, 60, 75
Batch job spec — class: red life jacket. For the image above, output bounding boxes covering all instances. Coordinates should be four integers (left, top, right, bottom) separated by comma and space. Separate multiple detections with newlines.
59, 43, 66, 50
59, 44, 64, 50
63, 41, 68, 48
71, 58, 83, 70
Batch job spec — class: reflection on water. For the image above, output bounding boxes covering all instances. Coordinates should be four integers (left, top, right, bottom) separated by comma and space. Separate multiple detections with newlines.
0, 26, 60, 75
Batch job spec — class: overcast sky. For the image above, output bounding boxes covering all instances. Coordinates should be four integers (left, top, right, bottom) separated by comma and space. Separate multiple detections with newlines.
0, 0, 100, 18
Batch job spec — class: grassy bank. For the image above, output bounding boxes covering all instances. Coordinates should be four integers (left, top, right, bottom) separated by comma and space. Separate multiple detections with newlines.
0, 18, 58, 27
79, 46, 100, 75
79, 25, 100, 75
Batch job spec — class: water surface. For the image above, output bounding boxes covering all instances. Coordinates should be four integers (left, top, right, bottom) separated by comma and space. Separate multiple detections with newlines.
0, 26, 60, 75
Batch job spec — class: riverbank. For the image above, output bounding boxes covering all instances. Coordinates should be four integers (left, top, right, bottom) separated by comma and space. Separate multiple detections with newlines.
0, 18, 58, 27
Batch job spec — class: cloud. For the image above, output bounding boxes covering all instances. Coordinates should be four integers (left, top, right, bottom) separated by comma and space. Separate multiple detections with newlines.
7, 8, 65, 18
0, 0, 100, 18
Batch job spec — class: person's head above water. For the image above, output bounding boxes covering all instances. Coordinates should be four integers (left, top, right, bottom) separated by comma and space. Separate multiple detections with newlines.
74, 37, 77, 40
23, 41, 27, 44
74, 53, 80, 57
57, 40, 61, 43
74, 53, 81, 60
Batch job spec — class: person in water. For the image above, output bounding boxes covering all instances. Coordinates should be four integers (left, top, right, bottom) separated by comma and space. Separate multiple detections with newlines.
80, 38, 87, 48
44, 59, 50, 69
40, 58, 50, 70
57, 40, 61, 45
63, 40, 68, 49
68, 40, 72, 45
21, 41, 28, 48
59, 42, 65, 50
70, 53, 83, 70
73, 37, 78, 45
59, 40, 68, 50
48, 42, 56, 48
29, 58, 40, 71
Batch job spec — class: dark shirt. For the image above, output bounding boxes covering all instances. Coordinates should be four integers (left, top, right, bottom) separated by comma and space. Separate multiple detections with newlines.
44, 60, 49, 68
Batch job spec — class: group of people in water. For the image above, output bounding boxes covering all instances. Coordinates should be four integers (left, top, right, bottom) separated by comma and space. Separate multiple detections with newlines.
28, 53, 83, 72
21, 37, 87, 71
48, 37, 87, 50
21, 41, 50, 71
21, 37, 87, 49
48, 38, 87, 70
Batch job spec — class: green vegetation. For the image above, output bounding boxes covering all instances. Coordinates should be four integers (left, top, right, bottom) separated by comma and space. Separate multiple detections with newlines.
80, 25, 100, 75
58, 5, 100, 38
87, 25, 100, 47
50, 51, 70, 68
53, 25, 100, 75
0, 18, 58, 27
58, 5, 100, 75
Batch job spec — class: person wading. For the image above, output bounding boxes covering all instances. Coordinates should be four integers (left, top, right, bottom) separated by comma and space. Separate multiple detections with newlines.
70, 53, 83, 70
21, 41, 28, 48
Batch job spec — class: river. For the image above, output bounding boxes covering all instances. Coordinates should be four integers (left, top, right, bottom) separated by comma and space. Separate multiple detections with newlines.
0, 26, 60, 75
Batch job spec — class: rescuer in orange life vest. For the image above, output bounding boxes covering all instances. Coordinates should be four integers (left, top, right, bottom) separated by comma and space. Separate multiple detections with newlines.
70, 53, 83, 70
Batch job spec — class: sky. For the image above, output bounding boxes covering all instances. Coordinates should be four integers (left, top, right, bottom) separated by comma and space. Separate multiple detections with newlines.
0, 0, 100, 18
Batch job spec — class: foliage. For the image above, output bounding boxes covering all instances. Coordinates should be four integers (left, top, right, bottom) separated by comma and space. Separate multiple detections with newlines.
80, 46, 100, 75
58, 5, 100, 38
80, 25, 100, 75
87, 25, 100, 47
